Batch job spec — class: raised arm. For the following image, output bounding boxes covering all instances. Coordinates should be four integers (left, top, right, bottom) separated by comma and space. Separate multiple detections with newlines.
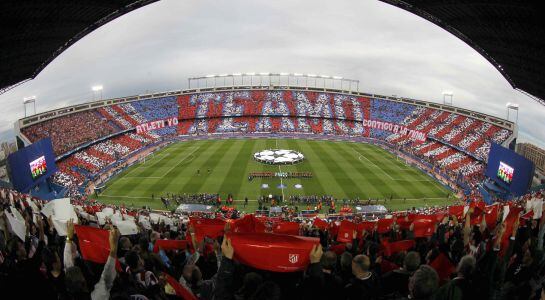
91, 228, 120, 300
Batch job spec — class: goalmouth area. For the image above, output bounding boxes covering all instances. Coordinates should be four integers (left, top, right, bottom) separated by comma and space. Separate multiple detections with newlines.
93, 138, 455, 212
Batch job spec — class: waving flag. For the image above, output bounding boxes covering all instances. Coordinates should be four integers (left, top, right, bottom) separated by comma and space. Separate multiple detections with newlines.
227, 232, 319, 272
337, 220, 355, 243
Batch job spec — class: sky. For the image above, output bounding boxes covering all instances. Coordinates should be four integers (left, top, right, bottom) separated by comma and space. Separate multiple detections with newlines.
1, 0, 544, 147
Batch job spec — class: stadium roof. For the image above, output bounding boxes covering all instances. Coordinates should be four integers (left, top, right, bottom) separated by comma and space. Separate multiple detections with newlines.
0, 0, 159, 94
380, 0, 545, 106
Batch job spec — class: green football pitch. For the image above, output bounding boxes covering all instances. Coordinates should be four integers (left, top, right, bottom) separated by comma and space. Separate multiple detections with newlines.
93, 138, 455, 212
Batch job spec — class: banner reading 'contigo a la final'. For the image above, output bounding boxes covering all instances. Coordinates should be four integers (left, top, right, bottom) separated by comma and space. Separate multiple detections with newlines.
362, 119, 426, 142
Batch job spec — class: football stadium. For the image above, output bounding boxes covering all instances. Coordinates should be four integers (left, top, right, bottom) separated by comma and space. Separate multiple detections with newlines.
1, 1, 545, 300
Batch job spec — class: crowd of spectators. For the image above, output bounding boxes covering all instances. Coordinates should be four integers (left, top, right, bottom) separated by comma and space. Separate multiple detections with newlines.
22, 111, 117, 156
1, 185, 544, 300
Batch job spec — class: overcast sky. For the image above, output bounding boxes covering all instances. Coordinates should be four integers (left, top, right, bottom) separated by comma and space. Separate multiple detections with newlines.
1, 0, 544, 147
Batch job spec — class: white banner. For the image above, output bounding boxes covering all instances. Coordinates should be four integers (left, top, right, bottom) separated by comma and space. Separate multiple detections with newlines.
136, 117, 178, 134
362, 119, 427, 142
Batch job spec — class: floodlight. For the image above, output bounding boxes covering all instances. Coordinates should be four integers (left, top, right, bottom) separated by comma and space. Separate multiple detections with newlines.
91, 85, 103, 91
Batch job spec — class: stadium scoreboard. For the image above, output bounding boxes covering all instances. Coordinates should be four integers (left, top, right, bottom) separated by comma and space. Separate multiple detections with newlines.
485, 143, 534, 196
7, 138, 58, 193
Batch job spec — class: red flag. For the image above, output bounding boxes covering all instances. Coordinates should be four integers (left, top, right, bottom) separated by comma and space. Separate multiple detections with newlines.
153, 240, 188, 253
232, 214, 266, 233
396, 217, 412, 230
412, 219, 435, 238
273, 222, 300, 235
227, 233, 319, 272
377, 218, 394, 233
329, 221, 339, 237
377, 219, 394, 234
448, 205, 464, 219
484, 205, 499, 229
313, 218, 328, 230
383, 240, 415, 256
356, 221, 375, 234
164, 273, 198, 300
471, 201, 485, 215
521, 211, 534, 220
75, 225, 110, 264
190, 218, 226, 241
500, 206, 523, 255
337, 220, 355, 242
429, 253, 455, 283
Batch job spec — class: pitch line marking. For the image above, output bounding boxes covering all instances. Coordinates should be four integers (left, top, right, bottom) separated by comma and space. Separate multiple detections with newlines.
119, 152, 197, 179
354, 150, 395, 180
122, 145, 180, 176
161, 150, 199, 178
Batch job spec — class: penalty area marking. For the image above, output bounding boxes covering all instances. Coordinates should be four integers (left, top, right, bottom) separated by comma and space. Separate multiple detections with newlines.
355, 151, 432, 182
119, 148, 198, 179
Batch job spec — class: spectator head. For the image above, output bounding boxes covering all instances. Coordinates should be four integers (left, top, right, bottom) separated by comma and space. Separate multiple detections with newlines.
352, 254, 370, 277
138, 236, 150, 253
409, 265, 439, 299
320, 251, 337, 271
125, 250, 144, 271
250, 281, 281, 300
457, 255, 476, 279
404, 251, 421, 273
150, 231, 160, 243
119, 237, 132, 250
65, 266, 89, 295
340, 252, 353, 271
182, 264, 202, 286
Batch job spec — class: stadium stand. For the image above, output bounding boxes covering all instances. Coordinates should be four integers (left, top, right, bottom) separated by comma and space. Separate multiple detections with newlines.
0, 185, 543, 299
20, 90, 513, 193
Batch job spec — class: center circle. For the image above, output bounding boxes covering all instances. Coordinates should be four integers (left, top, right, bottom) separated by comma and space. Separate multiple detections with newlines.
253, 149, 304, 165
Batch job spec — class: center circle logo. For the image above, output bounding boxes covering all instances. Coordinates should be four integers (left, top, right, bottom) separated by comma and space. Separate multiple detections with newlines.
253, 149, 304, 165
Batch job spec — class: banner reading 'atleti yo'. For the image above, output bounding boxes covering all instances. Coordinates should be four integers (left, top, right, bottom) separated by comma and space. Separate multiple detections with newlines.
362, 119, 427, 142
136, 117, 178, 134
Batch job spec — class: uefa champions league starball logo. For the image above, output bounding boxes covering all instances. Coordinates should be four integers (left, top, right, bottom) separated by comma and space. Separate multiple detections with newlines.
253, 149, 304, 165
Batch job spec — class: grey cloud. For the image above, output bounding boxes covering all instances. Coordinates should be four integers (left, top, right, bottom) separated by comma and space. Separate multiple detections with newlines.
0, 0, 543, 148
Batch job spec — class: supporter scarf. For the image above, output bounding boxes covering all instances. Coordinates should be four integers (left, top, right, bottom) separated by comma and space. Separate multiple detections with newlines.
153, 240, 188, 253
484, 204, 499, 229
231, 214, 266, 233
448, 205, 464, 219
227, 232, 319, 272
74, 225, 110, 264
356, 221, 376, 236
273, 221, 300, 235
500, 206, 523, 256
429, 252, 456, 283
412, 219, 435, 238
337, 220, 356, 243
382, 240, 415, 256
312, 218, 328, 230
164, 273, 198, 300
377, 218, 394, 234
189, 217, 226, 241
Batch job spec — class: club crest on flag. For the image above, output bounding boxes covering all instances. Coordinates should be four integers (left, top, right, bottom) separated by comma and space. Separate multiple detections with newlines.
289, 254, 299, 264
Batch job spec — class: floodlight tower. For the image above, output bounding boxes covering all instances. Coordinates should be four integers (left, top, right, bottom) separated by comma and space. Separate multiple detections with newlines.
442, 91, 453, 105
92, 85, 103, 100
506, 102, 519, 123
23, 96, 36, 117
